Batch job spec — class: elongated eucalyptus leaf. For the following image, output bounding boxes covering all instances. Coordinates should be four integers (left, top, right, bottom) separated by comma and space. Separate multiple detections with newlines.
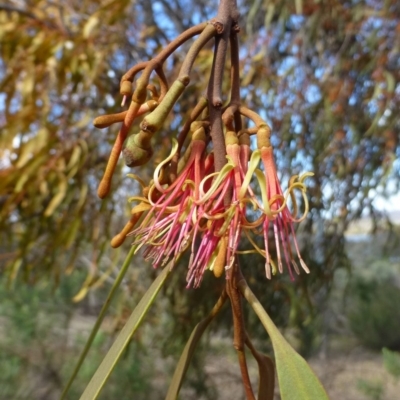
239, 281, 329, 400
80, 263, 171, 400
165, 290, 227, 400
61, 245, 137, 400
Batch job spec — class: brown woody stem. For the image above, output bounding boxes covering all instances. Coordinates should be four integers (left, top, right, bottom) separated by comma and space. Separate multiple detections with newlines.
221, 32, 242, 131
230, 31, 243, 131
237, 350, 256, 400
207, 8, 253, 396
179, 24, 217, 79
121, 23, 206, 89
227, 258, 255, 400
133, 23, 210, 104
155, 66, 169, 100
208, 35, 228, 172
208, 0, 239, 172
121, 61, 149, 87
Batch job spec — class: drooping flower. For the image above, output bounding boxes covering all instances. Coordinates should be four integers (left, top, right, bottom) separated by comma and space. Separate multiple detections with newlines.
123, 121, 313, 287
252, 127, 313, 280
186, 131, 257, 287
128, 125, 208, 269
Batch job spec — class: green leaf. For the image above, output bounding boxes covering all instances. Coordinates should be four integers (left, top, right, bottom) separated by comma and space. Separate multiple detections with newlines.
239, 280, 329, 400
382, 348, 400, 378
44, 173, 68, 217
384, 71, 395, 93
79, 263, 172, 400
83, 15, 99, 39
61, 245, 137, 400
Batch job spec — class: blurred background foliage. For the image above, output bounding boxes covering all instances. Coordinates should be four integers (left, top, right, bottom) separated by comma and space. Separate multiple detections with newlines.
1, 0, 400, 398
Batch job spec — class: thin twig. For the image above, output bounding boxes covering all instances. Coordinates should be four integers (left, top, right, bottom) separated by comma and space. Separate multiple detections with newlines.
207, 0, 239, 172
133, 23, 212, 104
226, 258, 255, 400
239, 105, 267, 128
230, 31, 243, 131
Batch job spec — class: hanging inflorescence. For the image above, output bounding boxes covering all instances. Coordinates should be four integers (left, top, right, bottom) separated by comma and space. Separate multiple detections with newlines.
93, 5, 313, 288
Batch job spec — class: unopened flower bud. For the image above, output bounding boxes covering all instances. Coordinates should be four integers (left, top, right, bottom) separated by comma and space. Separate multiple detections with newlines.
120, 80, 133, 96
122, 132, 153, 167
213, 236, 228, 278
239, 132, 250, 146
111, 211, 143, 248
141, 80, 186, 133
256, 126, 272, 149
93, 112, 126, 129
225, 131, 239, 146
190, 121, 208, 142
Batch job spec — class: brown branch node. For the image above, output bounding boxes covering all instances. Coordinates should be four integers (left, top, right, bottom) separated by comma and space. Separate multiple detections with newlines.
210, 19, 224, 34
232, 22, 240, 32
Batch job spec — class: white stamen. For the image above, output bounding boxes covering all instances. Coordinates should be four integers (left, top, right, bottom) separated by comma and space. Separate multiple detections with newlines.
278, 259, 283, 274
299, 258, 310, 274
265, 262, 271, 279
291, 259, 300, 275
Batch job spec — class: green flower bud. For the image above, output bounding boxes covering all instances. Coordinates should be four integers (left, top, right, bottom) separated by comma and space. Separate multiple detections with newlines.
122, 133, 153, 167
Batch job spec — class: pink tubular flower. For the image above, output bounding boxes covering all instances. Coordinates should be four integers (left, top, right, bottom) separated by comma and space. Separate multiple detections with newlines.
126, 123, 313, 287
254, 127, 312, 280
186, 131, 254, 288
129, 130, 207, 269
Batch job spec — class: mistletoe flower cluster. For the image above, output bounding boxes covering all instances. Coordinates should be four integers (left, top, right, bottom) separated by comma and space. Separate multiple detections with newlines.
107, 117, 312, 287
150, 128, 309, 287
93, 20, 313, 288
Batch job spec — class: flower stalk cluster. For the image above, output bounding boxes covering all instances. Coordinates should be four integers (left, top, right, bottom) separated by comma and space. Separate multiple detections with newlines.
93, 0, 313, 288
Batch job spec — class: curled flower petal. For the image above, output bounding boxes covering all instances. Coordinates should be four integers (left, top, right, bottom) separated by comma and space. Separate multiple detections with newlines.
153, 139, 179, 192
